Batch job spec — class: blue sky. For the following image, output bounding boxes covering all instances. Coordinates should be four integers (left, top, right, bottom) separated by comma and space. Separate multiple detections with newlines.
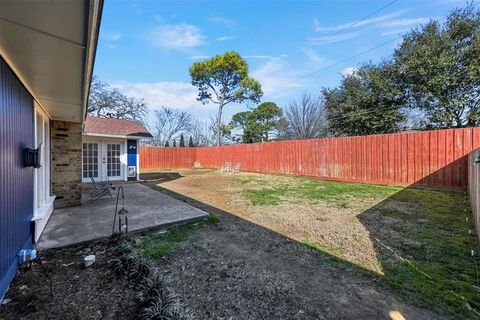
93, 0, 469, 124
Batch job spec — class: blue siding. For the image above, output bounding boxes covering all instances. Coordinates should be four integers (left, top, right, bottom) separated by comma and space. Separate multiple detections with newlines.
0, 57, 34, 298
127, 139, 137, 167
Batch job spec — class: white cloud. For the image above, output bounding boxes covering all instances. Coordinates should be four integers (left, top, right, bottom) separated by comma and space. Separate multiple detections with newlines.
150, 23, 205, 49
313, 10, 406, 32
245, 55, 274, 59
380, 17, 434, 28
300, 48, 331, 68
342, 67, 357, 77
102, 31, 122, 41
307, 31, 362, 45
110, 81, 213, 111
216, 35, 236, 41
190, 55, 210, 60
208, 15, 237, 29
251, 57, 303, 98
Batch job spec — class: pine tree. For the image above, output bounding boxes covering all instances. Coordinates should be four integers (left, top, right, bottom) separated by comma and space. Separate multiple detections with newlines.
188, 136, 194, 147
173, 139, 177, 147
164, 140, 170, 147
179, 134, 185, 147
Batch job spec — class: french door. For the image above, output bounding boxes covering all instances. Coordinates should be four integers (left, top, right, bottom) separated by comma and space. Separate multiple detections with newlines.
82, 142, 99, 180
105, 143, 121, 180
82, 141, 123, 182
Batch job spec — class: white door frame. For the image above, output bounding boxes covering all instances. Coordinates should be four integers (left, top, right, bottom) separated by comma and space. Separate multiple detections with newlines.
32, 102, 55, 242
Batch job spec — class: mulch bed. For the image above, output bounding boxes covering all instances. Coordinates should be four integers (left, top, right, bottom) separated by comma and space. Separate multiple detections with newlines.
0, 239, 137, 320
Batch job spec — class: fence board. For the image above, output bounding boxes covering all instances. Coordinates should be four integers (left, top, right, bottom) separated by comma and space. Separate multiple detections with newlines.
140, 127, 480, 190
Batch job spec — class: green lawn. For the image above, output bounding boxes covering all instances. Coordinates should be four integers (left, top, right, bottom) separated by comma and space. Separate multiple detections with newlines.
239, 175, 480, 319
139, 171, 480, 319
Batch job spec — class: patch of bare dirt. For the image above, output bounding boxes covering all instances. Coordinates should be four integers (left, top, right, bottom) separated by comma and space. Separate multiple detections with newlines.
0, 240, 137, 320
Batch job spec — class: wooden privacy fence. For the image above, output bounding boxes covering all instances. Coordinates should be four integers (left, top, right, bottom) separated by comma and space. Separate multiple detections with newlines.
140, 146, 196, 170
140, 127, 480, 190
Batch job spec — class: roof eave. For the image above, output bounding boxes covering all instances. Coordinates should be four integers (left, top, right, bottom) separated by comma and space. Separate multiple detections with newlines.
81, 0, 104, 123
83, 132, 153, 140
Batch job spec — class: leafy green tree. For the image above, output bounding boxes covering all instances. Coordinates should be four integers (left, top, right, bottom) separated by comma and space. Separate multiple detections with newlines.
179, 134, 185, 147
393, 5, 480, 128
164, 140, 169, 147
323, 62, 405, 136
248, 102, 284, 142
188, 136, 194, 147
230, 111, 251, 142
231, 102, 284, 143
172, 139, 177, 147
189, 51, 263, 146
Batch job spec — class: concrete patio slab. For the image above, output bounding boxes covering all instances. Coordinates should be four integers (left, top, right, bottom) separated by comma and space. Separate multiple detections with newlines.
38, 182, 209, 249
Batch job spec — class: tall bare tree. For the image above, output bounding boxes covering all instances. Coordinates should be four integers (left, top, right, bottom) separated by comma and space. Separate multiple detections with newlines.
284, 93, 328, 139
148, 107, 192, 146
88, 77, 148, 122
188, 118, 216, 147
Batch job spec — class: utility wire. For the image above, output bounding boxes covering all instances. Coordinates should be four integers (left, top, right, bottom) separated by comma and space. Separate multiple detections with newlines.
292, 35, 403, 83
285, 0, 402, 86
327, 104, 402, 123
323, 0, 399, 37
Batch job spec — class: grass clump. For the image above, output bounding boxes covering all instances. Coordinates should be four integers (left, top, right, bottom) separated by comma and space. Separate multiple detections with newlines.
136, 216, 220, 260
206, 214, 221, 225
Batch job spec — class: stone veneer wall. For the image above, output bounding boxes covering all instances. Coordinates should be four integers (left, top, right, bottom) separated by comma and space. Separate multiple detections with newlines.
51, 121, 82, 208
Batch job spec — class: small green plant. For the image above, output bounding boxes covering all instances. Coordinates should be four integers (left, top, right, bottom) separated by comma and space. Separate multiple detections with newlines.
109, 238, 192, 319
303, 239, 319, 250
206, 214, 221, 225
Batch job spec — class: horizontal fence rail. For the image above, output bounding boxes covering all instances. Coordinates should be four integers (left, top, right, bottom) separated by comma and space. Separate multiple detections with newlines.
140, 127, 480, 190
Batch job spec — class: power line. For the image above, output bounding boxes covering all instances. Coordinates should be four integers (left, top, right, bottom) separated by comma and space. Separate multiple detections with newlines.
285, 0, 402, 85
300, 35, 402, 80
325, 0, 399, 37
288, 35, 403, 85
327, 104, 403, 124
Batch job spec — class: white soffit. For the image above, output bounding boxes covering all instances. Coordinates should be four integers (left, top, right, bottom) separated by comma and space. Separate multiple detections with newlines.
0, 0, 102, 123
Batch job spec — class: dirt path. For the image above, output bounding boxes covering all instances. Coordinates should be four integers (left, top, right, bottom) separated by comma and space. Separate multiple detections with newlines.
143, 171, 438, 320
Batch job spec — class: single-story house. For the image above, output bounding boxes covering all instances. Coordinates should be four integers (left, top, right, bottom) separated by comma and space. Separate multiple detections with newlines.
0, 0, 103, 299
83, 115, 152, 183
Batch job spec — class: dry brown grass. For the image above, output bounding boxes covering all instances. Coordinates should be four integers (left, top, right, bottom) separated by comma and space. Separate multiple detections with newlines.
157, 169, 388, 272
